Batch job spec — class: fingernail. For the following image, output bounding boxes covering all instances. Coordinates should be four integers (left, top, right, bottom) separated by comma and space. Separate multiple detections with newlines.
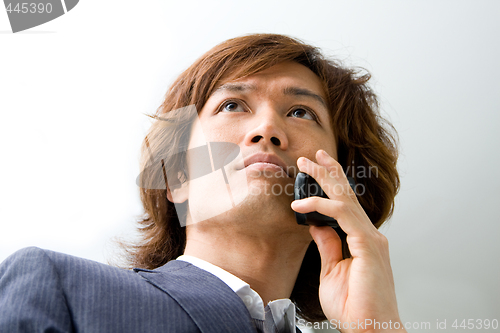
319, 150, 329, 157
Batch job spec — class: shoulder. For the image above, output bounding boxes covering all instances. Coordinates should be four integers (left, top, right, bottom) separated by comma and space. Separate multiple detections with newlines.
0, 246, 129, 279
0, 247, 77, 332
1, 246, 52, 266
0, 246, 145, 306
0, 246, 64, 281
0, 248, 200, 332
1, 246, 101, 267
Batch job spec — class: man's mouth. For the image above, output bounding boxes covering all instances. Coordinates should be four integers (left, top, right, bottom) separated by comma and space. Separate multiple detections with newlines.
241, 152, 291, 178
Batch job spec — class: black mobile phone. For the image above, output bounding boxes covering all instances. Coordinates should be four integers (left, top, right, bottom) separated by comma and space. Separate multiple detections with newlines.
294, 172, 355, 231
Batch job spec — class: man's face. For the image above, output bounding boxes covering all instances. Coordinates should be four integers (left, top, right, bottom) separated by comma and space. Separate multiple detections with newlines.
184, 61, 337, 227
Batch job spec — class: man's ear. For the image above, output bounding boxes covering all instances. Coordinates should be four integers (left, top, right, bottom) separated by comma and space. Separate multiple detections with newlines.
167, 181, 188, 203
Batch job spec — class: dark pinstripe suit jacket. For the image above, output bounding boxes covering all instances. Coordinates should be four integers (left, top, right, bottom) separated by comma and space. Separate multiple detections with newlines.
0, 247, 259, 333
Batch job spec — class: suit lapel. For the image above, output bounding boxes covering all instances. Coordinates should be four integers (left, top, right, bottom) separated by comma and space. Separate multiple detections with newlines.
135, 260, 256, 333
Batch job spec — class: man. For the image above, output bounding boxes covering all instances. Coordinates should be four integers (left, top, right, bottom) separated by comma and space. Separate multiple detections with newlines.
0, 34, 404, 332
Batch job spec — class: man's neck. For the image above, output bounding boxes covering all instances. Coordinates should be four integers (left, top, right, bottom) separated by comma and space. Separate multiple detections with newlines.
183, 222, 311, 305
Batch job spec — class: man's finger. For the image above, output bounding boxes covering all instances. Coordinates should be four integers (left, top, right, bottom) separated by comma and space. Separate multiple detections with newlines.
297, 154, 350, 201
309, 225, 343, 274
292, 195, 372, 238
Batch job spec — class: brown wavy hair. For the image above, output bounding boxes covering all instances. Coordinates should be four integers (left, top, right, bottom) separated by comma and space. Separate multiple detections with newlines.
123, 33, 399, 322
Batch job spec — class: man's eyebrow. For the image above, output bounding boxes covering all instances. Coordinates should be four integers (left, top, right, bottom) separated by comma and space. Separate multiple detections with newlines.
283, 86, 327, 108
213, 83, 328, 108
214, 82, 257, 93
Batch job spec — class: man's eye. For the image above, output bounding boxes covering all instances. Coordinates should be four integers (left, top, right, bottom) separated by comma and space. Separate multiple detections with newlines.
289, 108, 315, 120
221, 101, 245, 112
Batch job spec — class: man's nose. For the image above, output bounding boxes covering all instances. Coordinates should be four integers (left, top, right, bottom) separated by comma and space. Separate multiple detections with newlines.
243, 110, 289, 150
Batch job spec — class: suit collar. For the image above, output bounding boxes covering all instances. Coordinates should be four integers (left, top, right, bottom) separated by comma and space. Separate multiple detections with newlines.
135, 260, 256, 333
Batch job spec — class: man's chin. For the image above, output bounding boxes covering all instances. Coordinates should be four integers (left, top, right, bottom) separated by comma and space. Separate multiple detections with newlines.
245, 178, 295, 200
226, 192, 299, 228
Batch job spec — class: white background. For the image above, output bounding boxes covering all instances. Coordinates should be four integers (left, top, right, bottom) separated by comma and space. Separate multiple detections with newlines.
1, 1, 499, 332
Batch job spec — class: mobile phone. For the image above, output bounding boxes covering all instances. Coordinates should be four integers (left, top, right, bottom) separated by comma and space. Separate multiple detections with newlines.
294, 172, 355, 232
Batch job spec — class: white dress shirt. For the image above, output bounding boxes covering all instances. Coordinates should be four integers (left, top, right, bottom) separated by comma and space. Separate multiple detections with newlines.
177, 255, 296, 332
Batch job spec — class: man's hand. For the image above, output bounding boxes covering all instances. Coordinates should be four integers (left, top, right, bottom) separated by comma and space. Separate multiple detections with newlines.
291, 150, 406, 333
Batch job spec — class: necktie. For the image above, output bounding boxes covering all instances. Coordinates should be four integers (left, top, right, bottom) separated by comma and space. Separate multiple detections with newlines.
252, 304, 293, 333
